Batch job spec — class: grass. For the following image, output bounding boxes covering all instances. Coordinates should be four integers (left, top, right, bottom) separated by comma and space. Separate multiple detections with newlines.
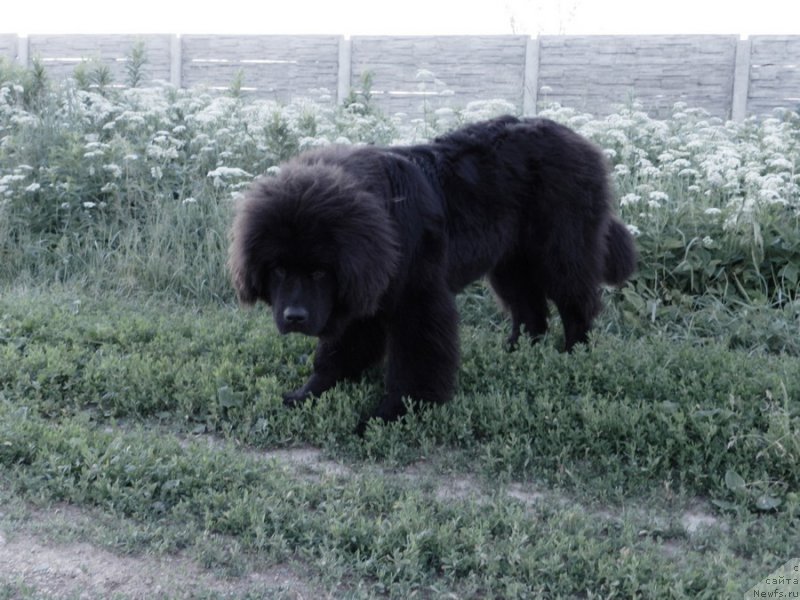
1, 65, 799, 597
0, 288, 798, 598
1, 287, 798, 506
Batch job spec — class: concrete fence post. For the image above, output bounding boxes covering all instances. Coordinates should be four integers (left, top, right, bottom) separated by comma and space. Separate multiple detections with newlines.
337, 36, 352, 104
731, 37, 751, 121
17, 35, 29, 68
170, 34, 182, 89
523, 36, 539, 116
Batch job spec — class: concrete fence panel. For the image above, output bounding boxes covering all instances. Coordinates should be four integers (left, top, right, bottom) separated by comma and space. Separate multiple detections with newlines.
748, 36, 800, 114
26, 34, 172, 84
181, 35, 341, 100
3, 33, 800, 119
0, 34, 17, 62
350, 35, 528, 117
537, 35, 739, 118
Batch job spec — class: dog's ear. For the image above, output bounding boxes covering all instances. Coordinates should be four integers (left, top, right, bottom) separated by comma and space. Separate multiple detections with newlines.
334, 190, 400, 317
228, 207, 261, 306
227, 243, 257, 306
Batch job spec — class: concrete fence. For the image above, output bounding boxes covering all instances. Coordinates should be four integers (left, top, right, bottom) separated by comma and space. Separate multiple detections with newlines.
1, 33, 799, 120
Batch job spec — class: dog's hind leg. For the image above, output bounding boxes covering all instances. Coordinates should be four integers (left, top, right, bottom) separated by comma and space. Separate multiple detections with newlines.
551, 290, 601, 351
488, 255, 549, 349
541, 227, 605, 352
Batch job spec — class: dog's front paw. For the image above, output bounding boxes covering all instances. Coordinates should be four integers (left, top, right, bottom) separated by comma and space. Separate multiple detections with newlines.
282, 389, 310, 408
354, 414, 387, 437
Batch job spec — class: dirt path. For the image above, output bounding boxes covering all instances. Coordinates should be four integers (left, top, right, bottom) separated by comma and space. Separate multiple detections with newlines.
0, 446, 724, 599
0, 530, 316, 599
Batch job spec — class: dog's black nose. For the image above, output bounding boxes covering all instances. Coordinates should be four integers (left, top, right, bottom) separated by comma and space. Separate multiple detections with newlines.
283, 306, 308, 324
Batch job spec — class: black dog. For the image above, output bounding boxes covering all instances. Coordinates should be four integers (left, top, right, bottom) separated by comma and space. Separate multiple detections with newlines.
229, 116, 636, 425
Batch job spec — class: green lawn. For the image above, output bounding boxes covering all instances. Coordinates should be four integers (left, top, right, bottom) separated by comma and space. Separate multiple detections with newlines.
0, 287, 797, 598
1, 66, 799, 597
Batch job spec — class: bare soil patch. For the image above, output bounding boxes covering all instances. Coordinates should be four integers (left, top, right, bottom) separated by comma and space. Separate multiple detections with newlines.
1, 443, 725, 598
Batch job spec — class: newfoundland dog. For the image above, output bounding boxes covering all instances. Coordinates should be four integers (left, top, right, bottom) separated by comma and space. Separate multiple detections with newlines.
228, 115, 636, 426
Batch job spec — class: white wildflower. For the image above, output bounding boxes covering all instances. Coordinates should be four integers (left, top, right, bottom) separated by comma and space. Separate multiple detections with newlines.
25, 183, 40, 193
626, 224, 641, 237
119, 112, 146, 127
768, 157, 793, 171
182, 197, 197, 205
704, 208, 722, 216
614, 164, 630, 177
84, 141, 107, 153
657, 152, 675, 164
208, 166, 253, 188
346, 102, 366, 113
620, 193, 641, 207
461, 99, 517, 121
300, 136, 330, 149
207, 167, 252, 180
1, 174, 25, 184
83, 202, 97, 209
744, 170, 762, 185
103, 164, 122, 178
686, 140, 705, 152
761, 192, 788, 205
649, 191, 669, 205
672, 159, 692, 170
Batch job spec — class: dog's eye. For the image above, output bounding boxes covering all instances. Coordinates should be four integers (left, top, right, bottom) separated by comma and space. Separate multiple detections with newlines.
311, 270, 327, 281
273, 267, 286, 279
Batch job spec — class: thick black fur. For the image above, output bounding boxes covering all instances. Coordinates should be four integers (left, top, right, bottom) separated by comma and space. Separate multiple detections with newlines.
229, 115, 637, 426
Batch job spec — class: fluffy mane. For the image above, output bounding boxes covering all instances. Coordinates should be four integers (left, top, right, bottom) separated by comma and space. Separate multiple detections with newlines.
228, 153, 401, 317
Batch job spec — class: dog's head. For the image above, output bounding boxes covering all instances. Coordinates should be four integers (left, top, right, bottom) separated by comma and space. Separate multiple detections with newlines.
228, 152, 400, 336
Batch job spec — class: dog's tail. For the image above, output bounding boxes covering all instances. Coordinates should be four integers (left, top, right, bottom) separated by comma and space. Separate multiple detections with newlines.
602, 218, 637, 286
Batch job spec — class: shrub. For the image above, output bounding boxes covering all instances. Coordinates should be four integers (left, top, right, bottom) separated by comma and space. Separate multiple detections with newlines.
1, 68, 799, 342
